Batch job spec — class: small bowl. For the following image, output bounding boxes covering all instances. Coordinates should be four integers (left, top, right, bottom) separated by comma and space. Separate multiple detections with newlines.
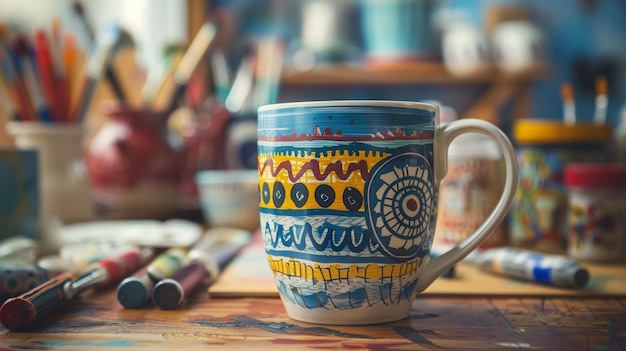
195, 170, 260, 232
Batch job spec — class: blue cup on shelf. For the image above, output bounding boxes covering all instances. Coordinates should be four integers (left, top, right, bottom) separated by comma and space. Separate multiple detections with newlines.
360, 0, 434, 60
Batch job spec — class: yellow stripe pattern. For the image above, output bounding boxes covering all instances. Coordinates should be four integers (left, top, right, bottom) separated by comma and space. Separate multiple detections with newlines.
258, 150, 389, 211
266, 255, 423, 282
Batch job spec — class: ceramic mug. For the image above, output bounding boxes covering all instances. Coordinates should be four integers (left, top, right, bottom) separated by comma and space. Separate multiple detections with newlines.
257, 100, 518, 325
360, 0, 434, 60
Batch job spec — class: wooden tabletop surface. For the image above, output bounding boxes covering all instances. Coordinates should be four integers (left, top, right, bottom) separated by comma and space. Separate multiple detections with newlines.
1, 286, 625, 351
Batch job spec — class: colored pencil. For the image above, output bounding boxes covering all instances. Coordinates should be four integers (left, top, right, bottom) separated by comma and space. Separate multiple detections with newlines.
33, 30, 60, 122
12, 35, 53, 123
50, 18, 70, 121
0, 24, 35, 121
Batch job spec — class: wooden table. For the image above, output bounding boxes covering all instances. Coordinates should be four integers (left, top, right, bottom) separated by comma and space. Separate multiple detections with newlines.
1, 287, 625, 350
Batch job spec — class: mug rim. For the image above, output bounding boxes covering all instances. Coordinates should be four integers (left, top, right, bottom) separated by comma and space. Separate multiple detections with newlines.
258, 100, 438, 113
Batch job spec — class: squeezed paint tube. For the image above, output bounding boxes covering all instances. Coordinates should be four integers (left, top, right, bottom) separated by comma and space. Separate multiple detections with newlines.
476, 248, 589, 289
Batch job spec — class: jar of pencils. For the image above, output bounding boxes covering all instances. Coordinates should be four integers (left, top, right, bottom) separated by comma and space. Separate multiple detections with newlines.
508, 119, 613, 253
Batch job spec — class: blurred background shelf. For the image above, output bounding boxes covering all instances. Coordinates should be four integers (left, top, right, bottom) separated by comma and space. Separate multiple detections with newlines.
281, 61, 549, 86
280, 61, 550, 125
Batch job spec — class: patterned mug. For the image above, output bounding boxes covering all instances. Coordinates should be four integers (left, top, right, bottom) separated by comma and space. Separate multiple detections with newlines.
257, 101, 518, 325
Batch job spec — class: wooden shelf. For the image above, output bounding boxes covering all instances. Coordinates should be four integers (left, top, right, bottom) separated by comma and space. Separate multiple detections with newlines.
281, 61, 548, 86
279, 61, 550, 125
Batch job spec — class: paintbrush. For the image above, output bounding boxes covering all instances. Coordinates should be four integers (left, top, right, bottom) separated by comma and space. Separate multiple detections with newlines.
166, 22, 217, 113
0, 247, 151, 331
224, 45, 256, 114
593, 76, 608, 125
71, 24, 133, 123
209, 47, 231, 104
72, 0, 127, 103
140, 44, 185, 107
252, 37, 284, 110
561, 82, 576, 125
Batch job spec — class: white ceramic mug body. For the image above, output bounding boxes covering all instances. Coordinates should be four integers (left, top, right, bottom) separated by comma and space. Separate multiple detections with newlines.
257, 101, 517, 325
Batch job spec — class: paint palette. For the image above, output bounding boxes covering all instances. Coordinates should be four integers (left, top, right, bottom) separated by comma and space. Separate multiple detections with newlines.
56, 219, 202, 248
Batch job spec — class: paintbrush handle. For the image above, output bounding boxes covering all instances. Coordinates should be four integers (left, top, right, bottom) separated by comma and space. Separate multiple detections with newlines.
105, 66, 126, 102
0, 272, 77, 331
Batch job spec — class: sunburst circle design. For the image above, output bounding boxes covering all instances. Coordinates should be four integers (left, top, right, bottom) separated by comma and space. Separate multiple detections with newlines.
365, 152, 434, 259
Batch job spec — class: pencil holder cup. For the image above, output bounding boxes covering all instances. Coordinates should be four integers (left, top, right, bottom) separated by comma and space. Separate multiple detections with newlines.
6, 122, 93, 253
85, 105, 185, 219
257, 100, 518, 325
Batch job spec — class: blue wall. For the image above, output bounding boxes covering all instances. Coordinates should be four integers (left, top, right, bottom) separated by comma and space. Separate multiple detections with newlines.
447, 0, 626, 125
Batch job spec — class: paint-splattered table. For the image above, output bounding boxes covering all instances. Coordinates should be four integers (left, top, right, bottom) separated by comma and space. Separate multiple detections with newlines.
0, 288, 624, 350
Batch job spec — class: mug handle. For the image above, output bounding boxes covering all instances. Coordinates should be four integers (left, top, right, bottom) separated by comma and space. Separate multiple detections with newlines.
415, 118, 519, 292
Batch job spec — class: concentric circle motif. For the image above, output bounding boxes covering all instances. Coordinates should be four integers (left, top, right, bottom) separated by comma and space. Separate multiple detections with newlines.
365, 152, 435, 259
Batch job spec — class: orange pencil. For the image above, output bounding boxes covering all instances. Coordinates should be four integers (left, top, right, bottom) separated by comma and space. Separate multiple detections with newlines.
34, 30, 60, 122
50, 17, 70, 121
13, 35, 53, 123
63, 33, 76, 101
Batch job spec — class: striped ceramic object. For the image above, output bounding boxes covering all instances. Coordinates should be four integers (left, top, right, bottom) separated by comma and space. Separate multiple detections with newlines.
257, 101, 519, 325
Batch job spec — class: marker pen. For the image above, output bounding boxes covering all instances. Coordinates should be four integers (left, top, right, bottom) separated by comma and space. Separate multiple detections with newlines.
0, 247, 150, 331
152, 227, 251, 310
477, 248, 589, 289
116, 247, 187, 309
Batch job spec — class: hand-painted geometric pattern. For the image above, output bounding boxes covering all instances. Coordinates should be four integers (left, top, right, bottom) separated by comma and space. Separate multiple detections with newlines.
260, 213, 380, 257
260, 180, 365, 212
366, 152, 434, 259
257, 102, 437, 314
258, 149, 384, 211
268, 255, 423, 310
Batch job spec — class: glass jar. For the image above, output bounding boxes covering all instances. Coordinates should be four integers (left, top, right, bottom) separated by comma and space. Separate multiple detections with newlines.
508, 120, 613, 253
565, 163, 626, 262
